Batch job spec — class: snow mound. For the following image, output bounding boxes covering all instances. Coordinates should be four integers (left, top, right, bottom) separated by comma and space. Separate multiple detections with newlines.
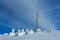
0, 30, 60, 40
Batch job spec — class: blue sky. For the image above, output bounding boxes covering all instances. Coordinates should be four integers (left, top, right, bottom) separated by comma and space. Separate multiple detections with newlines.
0, 0, 60, 34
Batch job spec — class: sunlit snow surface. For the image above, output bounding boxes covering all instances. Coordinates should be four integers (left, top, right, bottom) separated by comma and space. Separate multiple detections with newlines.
0, 30, 60, 40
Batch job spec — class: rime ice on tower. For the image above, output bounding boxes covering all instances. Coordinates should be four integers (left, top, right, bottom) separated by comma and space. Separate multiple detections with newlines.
26, 29, 34, 35
26, 29, 29, 35
17, 29, 21, 36
9, 29, 15, 36
29, 29, 34, 34
19, 29, 25, 36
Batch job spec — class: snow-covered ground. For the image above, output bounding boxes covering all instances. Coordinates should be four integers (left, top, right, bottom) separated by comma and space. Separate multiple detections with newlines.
0, 30, 60, 40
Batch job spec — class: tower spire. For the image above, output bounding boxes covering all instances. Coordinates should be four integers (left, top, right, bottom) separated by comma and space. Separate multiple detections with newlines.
35, 9, 40, 32
36, 9, 39, 29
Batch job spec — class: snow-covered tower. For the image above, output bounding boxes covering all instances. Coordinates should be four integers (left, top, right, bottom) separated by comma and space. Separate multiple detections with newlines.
19, 29, 25, 36
9, 29, 15, 36
35, 9, 41, 33
17, 29, 21, 36
26, 29, 29, 35
29, 29, 34, 34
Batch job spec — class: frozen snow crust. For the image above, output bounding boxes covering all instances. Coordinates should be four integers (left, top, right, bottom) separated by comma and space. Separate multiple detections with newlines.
0, 30, 60, 40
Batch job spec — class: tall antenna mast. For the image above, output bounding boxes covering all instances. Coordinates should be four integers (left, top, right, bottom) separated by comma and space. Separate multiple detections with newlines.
35, 9, 40, 32
36, 9, 39, 29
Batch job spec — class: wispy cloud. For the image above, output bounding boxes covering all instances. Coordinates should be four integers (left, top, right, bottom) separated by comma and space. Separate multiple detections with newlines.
0, 0, 58, 30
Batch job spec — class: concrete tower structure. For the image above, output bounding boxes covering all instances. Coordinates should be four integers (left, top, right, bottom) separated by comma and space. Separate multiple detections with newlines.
35, 9, 41, 33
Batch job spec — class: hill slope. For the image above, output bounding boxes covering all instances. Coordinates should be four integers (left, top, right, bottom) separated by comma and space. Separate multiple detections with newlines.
0, 30, 60, 40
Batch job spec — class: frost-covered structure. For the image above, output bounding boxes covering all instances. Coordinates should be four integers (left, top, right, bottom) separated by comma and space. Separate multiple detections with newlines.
9, 29, 16, 36
0, 28, 54, 37
8, 29, 41, 36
